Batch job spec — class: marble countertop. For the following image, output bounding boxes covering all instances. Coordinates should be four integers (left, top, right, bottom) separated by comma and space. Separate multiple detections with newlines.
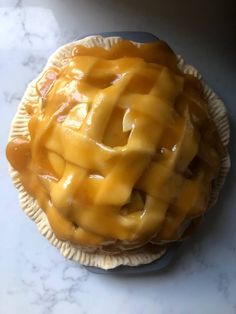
1, 0, 236, 313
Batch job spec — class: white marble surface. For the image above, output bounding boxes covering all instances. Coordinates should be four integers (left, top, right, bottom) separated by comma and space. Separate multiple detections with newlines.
1, 0, 236, 313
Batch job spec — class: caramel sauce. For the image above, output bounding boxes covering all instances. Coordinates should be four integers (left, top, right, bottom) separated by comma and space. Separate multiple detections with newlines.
6, 40, 223, 249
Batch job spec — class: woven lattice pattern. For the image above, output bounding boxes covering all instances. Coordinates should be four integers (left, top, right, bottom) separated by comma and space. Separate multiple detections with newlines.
7, 41, 223, 251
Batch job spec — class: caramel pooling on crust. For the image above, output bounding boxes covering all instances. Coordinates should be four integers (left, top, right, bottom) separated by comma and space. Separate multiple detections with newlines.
6, 41, 223, 249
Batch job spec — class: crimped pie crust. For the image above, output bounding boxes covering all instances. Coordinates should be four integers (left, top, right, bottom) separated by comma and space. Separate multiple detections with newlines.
8, 36, 230, 269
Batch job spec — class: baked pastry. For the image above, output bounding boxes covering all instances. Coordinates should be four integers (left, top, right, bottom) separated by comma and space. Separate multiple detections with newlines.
6, 36, 230, 269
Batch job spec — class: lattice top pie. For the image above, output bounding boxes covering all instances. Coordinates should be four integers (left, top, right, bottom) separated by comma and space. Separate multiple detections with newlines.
6, 39, 225, 255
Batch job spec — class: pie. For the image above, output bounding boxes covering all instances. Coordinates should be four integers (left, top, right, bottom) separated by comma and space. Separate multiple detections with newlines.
6, 35, 230, 269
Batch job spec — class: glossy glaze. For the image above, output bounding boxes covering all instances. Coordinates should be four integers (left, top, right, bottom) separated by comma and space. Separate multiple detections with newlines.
6, 40, 223, 250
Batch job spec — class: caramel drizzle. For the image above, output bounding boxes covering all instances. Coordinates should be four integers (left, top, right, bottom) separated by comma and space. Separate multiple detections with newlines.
6, 40, 223, 249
